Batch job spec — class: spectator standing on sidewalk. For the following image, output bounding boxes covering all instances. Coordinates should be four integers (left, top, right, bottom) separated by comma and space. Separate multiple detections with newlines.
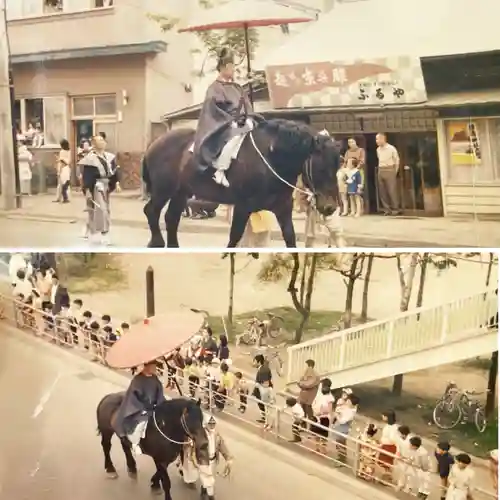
378, 409, 399, 482
297, 359, 320, 420
446, 454, 475, 500
332, 393, 358, 463
408, 436, 431, 499
18, 140, 33, 195
376, 133, 402, 216
435, 441, 455, 500
55, 139, 72, 204
252, 354, 273, 424
396, 425, 414, 492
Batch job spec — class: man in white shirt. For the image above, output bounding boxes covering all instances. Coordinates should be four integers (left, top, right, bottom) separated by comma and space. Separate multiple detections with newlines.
376, 133, 402, 216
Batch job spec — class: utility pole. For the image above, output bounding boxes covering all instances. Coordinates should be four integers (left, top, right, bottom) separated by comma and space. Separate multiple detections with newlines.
0, 0, 20, 210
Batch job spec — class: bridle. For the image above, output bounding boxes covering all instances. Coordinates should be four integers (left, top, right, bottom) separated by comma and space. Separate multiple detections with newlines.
152, 410, 194, 446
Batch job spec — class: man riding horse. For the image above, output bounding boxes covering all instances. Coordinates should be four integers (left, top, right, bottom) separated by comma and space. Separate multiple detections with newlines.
193, 47, 253, 188
113, 360, 166, 456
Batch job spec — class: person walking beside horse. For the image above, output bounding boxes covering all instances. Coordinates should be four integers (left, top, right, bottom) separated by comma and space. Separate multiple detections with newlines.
78, 134, 120, 245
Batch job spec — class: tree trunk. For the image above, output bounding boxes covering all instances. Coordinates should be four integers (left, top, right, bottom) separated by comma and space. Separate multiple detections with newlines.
392, 253, 420, 396
485, 252, 494, 287
416, 253, 429, 309
485, 351, 498, 417
484, 253, 497, 417
227, 253, 235, 332
360, 253, 374, 323
294, 254, 317, 344
344, 254, 364, 329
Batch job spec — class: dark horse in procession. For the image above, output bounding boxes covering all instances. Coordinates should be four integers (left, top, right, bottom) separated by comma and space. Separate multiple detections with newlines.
142, 117, 341, 248
96, 393, 211, 500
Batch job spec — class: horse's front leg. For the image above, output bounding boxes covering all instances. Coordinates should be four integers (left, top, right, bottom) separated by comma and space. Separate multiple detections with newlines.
150, 460, 163, 496
159, 464, 173, 500
273, 200, 297, 248
100, 431, 118, 479
119, 437, 137, 479
227, 206, 250, 248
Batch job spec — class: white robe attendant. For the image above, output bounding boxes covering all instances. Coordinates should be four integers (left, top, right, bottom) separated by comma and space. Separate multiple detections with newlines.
446, 465, 475, 500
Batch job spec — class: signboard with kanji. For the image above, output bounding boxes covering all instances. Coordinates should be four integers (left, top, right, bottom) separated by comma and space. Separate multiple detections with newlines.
265, 56, 427, 109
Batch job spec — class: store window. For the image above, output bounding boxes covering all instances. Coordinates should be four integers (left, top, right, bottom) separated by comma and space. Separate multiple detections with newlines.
445, 119, 500, 183
14, 96, 67, 147
72, 94, 117, 118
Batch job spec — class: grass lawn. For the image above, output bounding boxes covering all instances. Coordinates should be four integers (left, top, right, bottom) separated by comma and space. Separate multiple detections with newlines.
59, 254, 127, 294
206, 306, 347, 344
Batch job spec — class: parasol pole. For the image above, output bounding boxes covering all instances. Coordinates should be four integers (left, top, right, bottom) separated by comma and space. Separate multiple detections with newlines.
243, 23, 254, 106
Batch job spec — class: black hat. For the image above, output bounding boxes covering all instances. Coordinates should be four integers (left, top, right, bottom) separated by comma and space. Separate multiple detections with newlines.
217, 47, 234, 71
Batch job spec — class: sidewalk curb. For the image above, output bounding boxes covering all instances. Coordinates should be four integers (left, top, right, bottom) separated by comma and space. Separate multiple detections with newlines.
3, 325, 398, 500
0, 211, 458, 248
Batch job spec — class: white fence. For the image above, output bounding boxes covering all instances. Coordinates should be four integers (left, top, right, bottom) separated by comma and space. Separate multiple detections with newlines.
286, 289, 499, 384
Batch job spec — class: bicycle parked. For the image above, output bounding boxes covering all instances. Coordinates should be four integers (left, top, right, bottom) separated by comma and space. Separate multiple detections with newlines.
432, 381, 487, 433
235, 312, 285, 347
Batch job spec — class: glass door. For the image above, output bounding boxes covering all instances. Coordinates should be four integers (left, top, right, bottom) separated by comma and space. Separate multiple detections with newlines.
398, 133, 443, 215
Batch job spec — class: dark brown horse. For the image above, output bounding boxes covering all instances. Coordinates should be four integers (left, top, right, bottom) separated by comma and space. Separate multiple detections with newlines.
96, 394, 210, 500
142, 118, 340, 248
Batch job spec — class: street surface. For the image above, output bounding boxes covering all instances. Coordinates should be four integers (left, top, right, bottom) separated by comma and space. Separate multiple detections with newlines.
0, 326, 384, 500
2, 192, 500, 247
0, 217, 286, 249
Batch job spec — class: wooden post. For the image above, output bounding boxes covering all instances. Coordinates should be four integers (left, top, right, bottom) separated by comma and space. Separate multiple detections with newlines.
0, 0, 17, 210
145, 266, 155, 318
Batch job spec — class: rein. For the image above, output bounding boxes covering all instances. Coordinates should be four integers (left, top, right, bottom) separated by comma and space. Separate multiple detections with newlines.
152, 411, 193, 446
248, 130, 314, 201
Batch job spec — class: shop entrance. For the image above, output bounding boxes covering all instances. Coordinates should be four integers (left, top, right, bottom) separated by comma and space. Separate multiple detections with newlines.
337, 132, 443, 216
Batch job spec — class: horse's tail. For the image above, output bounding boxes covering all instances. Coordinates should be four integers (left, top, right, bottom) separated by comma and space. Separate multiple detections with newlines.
142, 155, 151, 194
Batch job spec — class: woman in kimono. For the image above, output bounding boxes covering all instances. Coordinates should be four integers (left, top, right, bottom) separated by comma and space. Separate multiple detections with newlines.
193, 47, 253, 188
446, 454, 474, 500
78, 134, 119, 245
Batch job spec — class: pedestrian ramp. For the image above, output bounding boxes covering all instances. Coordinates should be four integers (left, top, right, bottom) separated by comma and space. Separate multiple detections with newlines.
285, 289, 498, 388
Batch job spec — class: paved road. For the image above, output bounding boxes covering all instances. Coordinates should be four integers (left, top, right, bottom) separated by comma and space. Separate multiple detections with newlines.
0, 326, 387, 500
0, 218, 286, 249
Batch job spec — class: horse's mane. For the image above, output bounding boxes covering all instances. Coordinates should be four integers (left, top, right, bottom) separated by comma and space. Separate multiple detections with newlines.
156, 397, 202, 418
256, 117, 316, 157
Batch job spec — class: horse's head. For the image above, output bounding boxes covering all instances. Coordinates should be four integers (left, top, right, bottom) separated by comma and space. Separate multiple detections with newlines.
256, 118, 340, 216
181, 399, 210, 466
304, 134, 341, 217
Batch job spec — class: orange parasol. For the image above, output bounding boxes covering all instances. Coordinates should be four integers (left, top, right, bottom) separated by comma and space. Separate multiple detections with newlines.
106, 311, 204, 369
178, 0, 316, 102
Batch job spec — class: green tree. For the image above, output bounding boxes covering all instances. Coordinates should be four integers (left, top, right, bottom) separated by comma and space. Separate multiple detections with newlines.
360, 253, 375, 323
258, 253, 360, 343
258, 253, 321, 343
149, 0, 260, 79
